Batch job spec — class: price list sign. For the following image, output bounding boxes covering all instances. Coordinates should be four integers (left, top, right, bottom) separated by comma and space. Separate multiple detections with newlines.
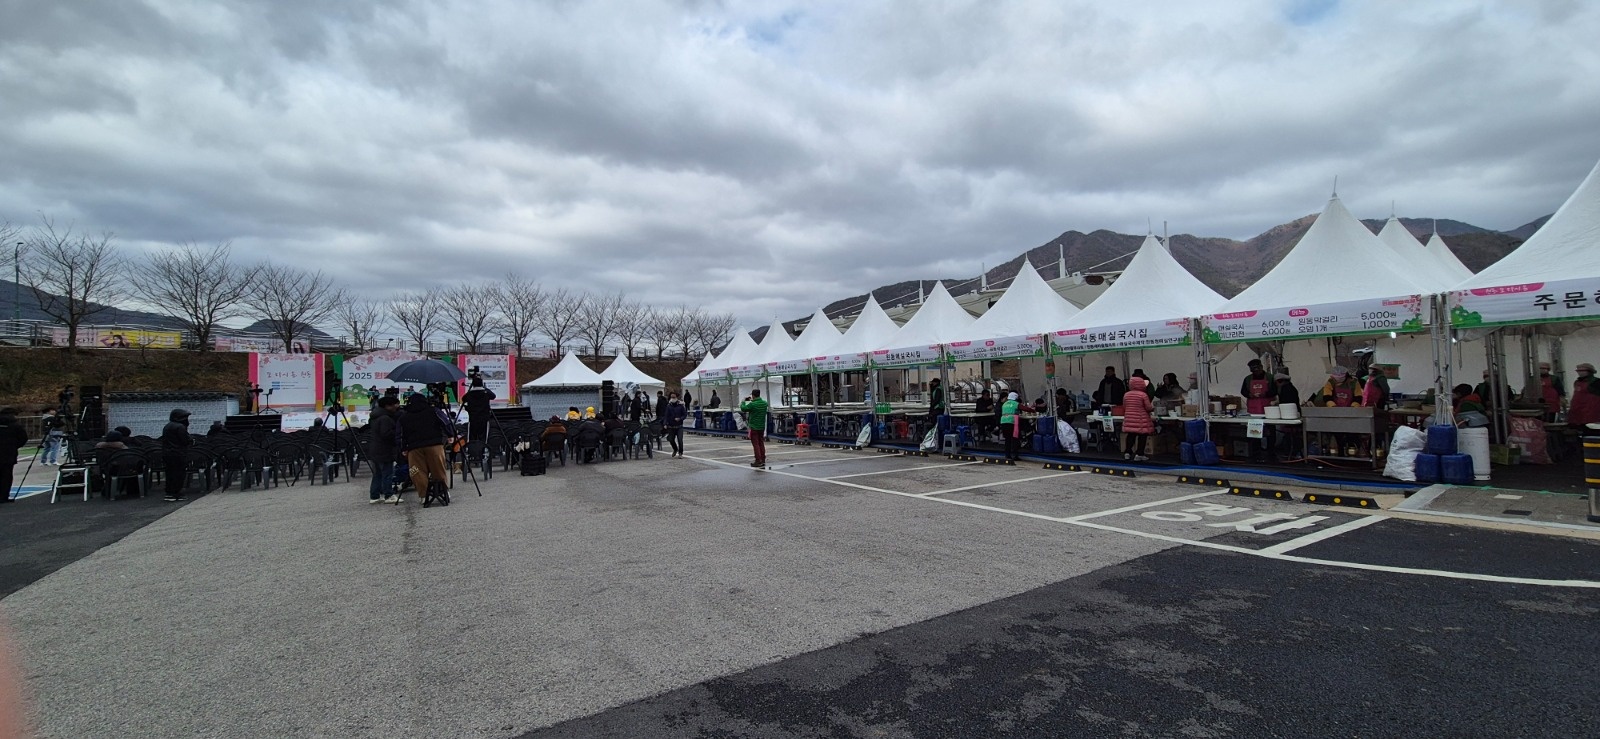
1202, 295, 1426, 344
944, 334, 1047, 362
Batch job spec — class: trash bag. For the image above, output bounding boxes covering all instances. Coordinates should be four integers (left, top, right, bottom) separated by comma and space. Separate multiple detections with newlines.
1507, 415, 1551, 464
1056, 419, 1080, 453
1383, 425, 1426, 482
920, 428, 939, 452
856, 424, 873, 448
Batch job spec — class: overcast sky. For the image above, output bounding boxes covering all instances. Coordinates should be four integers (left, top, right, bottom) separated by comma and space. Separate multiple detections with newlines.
2, 0, 1597, 330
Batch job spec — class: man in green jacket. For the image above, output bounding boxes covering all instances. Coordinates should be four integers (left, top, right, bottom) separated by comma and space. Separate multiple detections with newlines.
741, 389, 770, 467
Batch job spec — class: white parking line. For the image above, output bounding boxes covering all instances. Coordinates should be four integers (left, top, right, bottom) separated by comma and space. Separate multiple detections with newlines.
917, 472, 1086, 497
778, 455, 903, 468
701, 449, 821, 459
826, 461, 982, 479
1256, 514, 1385, 555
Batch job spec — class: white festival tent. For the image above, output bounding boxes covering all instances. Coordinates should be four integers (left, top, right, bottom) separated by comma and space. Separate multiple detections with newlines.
1376, 217, 1468, 291
702, 329, 761, 378
870, 281, 976, 368
769, 310, 842, 375
1047, 235, 1234, 397
1204, 196, 1438, 406
523, 351, 605, 388
813, 299, 904, 374
1424, 232, 1474, 283
733, 321, 794, 402
942, 259, 1080, 363
599, 353, 665, 388
681, 351, 719, 388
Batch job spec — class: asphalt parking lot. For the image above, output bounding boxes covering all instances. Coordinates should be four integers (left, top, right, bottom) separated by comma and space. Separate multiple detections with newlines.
3, 434, 1598, 737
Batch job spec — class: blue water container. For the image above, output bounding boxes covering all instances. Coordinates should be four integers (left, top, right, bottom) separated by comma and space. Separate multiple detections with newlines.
1179, 441, 1195, 465
956, 425, 972, 447
1193, 440, 1220, 466
1414, 453, 1442, 483
1441, 453, 1474, 485
805, 411, 820, 431
1424, 424, 1458, 456
1184, 419, 1207, 445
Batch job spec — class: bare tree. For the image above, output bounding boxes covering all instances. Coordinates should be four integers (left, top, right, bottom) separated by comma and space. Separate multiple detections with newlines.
438, 282, 501, 353
129, 241, 259, 350
668, 305, 700, 359
497, 273, 544, 358
611, 300, 651, 358
242, 263, 342, 350
534, 288, 586, 358
334, 294, 388, 352
390, 288, 441, 352
690, 309, 737, 358
22, 217, 123, 350
576, 291, 625, 358
643, 305, 685, 360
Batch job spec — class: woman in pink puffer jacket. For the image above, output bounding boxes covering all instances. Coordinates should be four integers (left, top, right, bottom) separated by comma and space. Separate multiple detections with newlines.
1122, 376, 1156, 461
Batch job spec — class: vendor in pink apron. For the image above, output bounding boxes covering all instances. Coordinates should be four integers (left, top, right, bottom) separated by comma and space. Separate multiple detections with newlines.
1238, 359, 1278, 462
1568, 362, 1600, 431
1239, 359, 1278, 415
1315, 366, 1363, 407
1535, 362, 1566, 420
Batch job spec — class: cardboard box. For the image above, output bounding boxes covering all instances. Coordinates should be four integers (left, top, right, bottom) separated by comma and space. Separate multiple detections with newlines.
1489, 444, 1521, 466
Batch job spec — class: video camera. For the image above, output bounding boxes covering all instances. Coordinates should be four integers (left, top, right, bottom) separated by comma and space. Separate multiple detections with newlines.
467, 365, 484, 385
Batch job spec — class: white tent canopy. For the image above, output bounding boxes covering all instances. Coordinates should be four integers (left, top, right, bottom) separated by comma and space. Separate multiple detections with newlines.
1206, 196, 1435, 344
523, 352, 604, 388
681, 351, 719, 387
1376, 217, 1467, 290
1424, 232, 1474, 282
945, 260, 1079, 361
746, 320, 794, 378
769, 310, 842, 375
873, 281, 976, 367
599, 353, 664, 387
704, 329, 761, 377
1451, 156, 1600, 328
1056, 235, 1226, 354
814, 299, 902, 372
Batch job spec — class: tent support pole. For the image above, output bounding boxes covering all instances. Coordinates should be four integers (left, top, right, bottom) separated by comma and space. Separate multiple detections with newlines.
1193, 319, 1211, 442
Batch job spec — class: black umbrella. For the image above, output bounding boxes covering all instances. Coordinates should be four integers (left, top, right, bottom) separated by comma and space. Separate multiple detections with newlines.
386, 359, 467, 385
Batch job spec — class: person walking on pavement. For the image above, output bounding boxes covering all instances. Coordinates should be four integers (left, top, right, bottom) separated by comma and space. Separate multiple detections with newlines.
927, 378, 945, 430
740, 389, 770, 467
161, 409, 194, 501
655, 391, 669, 423
0, 410, 29, 504
663, 395, 688, 458
1000, 392, 1022, 461
367, 396, 402, 504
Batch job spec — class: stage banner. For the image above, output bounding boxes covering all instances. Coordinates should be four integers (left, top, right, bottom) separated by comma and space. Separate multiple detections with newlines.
455, 354, 515, 405
51, 327, 182, 349
248, 353, 325, 409
1450, 277, 1600, 328
1202, 295, 1426, 344
340, 349, 428, 403
870, 345, 944, 368
945, 334, 1047, 362
811, 352, 868, 372
216, 336, 311, 353
1049, 318, 1193, 355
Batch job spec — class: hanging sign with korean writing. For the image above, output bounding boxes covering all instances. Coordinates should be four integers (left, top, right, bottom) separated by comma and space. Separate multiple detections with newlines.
811, 352, 867, 372
1049, 318, 1193, 355
1202, 295, 1426, 344
870, 345, 944, 368
768, 357, 814, 376
1449, 277, 1600, 328
249, 352, 325, 409
729, 363, 766, 379
944, 334, 1047, 362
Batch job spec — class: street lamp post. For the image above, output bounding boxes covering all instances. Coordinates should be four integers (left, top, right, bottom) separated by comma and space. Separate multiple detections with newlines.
13, 241, 21, 324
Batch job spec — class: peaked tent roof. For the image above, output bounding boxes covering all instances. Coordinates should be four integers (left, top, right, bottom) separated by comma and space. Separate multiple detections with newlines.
681, 351, 720, 387
1064, 235, 1225, 331
1376, 217, 1464, 290
599, 353, 664, 387
1216, 196, 1433, 313
706, 328, 761, 374
524, 352, 604, 388
952, 260, 1080, 340
748, 320, 794, 366
1456, 156, 1600, 290
875, 281, 975, 351
1423, 232, 1474, 282
822, 299, 903, 357
772, 310, 841, 366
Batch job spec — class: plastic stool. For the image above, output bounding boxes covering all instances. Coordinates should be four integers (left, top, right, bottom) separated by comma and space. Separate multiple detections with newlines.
796, 422, 810, 440
942, 434, 959, 453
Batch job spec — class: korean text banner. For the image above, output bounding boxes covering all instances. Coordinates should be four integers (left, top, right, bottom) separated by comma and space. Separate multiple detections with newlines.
1049, 318, 1192, 355
215, 336, 310, 353
944, 335, 1047, 362
340, 349, 428, 401
1450, 277, 1600, 328
729, 364, 766, 379
1202, 295, 1426, 344
456, 354, 516, 405
249, 353, 325, 409
51, 327, 182, 349
810, 353, 867, 372
870, 345, 943, 368
768, 357, 814, 376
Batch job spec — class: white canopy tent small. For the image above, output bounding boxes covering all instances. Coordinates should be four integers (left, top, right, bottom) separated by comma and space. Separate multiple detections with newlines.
1372, 219, 1477, 395
520, 351, 605, 419
734, 321, 794, 404
869, 281, 977, 406
1051, 234, 1232, 401
813, 299, 903, 403
599, 354, 665, 388
523, 351, 605, 388
1424, 232, 1474, 283
697, 329, 762, 408
946, 259, 1080, 362
766, 309, 842, 406
1376, 217, 1471, 290
681, 351, 719, 388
